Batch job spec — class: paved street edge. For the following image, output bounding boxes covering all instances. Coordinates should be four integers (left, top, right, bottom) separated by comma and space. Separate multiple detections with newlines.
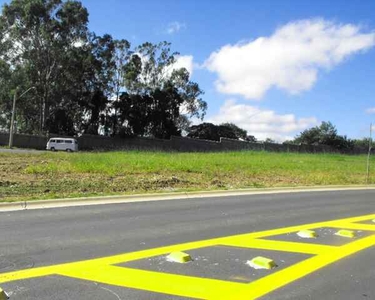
1, 185, 375, 212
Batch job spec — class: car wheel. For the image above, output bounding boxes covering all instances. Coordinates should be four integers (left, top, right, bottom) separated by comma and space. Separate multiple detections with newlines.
66, 149, 72, 152
51, 147, 55, 151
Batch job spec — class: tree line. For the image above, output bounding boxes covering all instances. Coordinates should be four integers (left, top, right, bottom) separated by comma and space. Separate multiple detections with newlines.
0, 0, 206, 139
284, 121, 371, 151
0, 0, 370, 152
187, 121, 371, 152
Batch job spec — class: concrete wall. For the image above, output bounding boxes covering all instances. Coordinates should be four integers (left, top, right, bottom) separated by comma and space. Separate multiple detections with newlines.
0, 131, 369, 154
0, 133, 48, 150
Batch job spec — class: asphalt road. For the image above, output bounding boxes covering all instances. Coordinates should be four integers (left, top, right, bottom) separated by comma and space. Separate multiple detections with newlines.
0, 189, 375, 299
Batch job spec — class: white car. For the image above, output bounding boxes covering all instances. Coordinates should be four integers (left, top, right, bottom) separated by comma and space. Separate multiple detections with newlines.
46, 138, 78, 152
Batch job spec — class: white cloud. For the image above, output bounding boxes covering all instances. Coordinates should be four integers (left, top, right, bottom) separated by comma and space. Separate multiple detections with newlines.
164, 55, 194, 79
172, 55, 194, 76
205, 19, 375, 100
166, 22, 186, 34
208, 100, 318, 142
366, 107, 375, 114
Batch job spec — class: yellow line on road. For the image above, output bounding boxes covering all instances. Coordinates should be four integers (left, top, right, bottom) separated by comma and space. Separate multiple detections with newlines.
227, 234, 375, 299
328, 222, 375, 231
1, 213, 375, 299
222, 238, 336, 254
60, 265, 243, 300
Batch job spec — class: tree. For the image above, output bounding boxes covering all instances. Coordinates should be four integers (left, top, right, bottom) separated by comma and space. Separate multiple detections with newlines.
110, 39, 131, 134
187, 122, 249, 141
245, 135, 257, 143
0, 0, 90, 133
77, 34, 116, 134
220, 123, 247, 140
116, 41, 207, 138
0, 59, 13, 130
37, 32, 116, 135
45, 108, 75, 135
187, 123, 221, 141
0, 1, 208, 138
112, 39, 131, 101
264, 138, 276, 143
294, 121, 335, 145
115, 83, 184, 139
293, 121, 354, 150
115, 93, 153, 137
353, 138, 372, 149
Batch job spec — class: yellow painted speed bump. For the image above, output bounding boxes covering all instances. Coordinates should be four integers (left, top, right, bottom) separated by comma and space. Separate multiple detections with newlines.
297, 229, 318, 238
0, 288, 9, 300
335, 229, 356, 238
166, 251, 192, 263
247, 256, 277, 270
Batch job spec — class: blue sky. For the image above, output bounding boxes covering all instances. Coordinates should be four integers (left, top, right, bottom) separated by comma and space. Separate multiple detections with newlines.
2, 0, 375, 141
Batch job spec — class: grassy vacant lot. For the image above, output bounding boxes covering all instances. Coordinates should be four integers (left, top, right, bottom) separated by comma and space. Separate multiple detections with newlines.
0, 150, 374, 202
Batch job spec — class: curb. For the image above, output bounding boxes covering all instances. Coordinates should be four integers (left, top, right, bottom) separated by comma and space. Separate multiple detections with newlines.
1, 185, 375, 212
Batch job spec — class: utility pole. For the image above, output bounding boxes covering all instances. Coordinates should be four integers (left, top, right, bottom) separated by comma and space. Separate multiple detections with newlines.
366, 123, 373, 184
8, 89, 18, 148
8, 87, 35, 148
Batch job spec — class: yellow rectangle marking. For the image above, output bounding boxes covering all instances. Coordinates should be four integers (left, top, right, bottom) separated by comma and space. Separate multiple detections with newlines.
227, 234, 375, 299
328, 222, 375, 231
1, 213, 375, 299
222, 238, 336, 254
60, 265, 242, 300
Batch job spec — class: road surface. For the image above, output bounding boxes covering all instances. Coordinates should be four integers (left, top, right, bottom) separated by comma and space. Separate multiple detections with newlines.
0, 189, 375, 299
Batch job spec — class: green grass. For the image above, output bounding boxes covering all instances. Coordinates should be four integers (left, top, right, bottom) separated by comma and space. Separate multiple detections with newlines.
0, 150, 374, 202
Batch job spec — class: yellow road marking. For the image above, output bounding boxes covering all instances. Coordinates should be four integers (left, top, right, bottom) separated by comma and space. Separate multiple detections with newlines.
1, 213, 375, 299
228, 234, 375, 299
60, 266, 243, 299
329, 222, 375, 231
222, 238, 336, 254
